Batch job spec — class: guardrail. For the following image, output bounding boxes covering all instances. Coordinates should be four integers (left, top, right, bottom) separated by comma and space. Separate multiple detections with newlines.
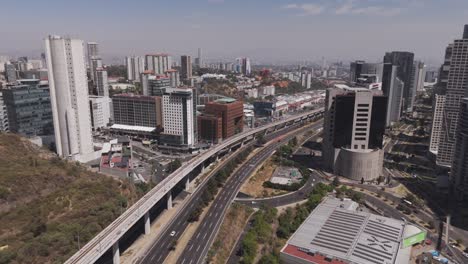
65, 108, 324, 264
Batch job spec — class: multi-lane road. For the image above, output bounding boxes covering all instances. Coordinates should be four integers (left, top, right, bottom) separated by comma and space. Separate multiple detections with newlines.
139, 120, 323, 264
177, 121, 323, 264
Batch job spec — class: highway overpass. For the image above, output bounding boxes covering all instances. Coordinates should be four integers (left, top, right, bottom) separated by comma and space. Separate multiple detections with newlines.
65, 108, 324, 264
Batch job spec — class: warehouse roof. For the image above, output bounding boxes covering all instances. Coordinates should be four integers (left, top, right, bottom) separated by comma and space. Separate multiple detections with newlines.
282, 197, 407, 264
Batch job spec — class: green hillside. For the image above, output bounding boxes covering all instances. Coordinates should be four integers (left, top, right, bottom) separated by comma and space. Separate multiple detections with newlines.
0, 133, 145, 264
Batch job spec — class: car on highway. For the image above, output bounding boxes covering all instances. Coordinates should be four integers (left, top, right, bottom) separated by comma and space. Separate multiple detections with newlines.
462, 252, 468, 258
170, 231, 176, 236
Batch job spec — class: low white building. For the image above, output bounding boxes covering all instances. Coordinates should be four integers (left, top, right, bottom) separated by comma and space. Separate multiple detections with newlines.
89, 96, 112, 130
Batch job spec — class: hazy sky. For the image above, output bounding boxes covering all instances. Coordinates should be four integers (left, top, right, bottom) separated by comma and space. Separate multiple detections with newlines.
1, 0, 467, 65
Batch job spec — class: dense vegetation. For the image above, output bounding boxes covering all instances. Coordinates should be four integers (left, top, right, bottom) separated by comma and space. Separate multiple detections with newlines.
0, 134, 144, 264
106, 65, 126, 78
240, 183, 334, 264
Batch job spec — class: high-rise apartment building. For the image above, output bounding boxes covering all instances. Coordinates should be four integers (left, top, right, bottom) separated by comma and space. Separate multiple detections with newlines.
412, 61, 426, 93
95, 68, 109, 97
0, 92, 8, 132
160, 88, 196, 148
197, 48, 202, 68
45, 35, 94, 162
89, 57, 103, 83
87, 42, 99, 68
145, 54, 171, 75
437, 25, 468, 167
323, 86, 387, 181
4, 63, 17, 83
429, 44, 452, 156
382, 64, 404, 126
452, 98, 468, 201
125, 56, 145, 81
180, 55, 192, 81
300, 72, 312, 89
241, 57, 251, 75
2, 80, 53, 137
165, 69, 180, 88
383, 51, 415, 112
89, 96, 112, 130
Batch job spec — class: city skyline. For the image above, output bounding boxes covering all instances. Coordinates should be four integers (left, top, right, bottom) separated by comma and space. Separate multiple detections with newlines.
1, 0, 468, 64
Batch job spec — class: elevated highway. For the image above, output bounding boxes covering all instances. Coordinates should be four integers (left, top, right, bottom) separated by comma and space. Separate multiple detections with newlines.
65, 108, 324, 264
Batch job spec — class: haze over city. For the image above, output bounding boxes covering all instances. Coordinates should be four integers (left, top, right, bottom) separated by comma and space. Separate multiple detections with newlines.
1, 0, 468, 63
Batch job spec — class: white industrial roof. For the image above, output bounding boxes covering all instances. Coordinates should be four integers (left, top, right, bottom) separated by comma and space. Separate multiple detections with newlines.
285, 197, 407, 264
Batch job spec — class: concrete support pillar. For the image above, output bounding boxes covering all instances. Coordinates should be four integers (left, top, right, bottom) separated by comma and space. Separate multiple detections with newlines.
185, 177, 190, 191
112, 242, 120, 264
215, 155, 219, 162
201, 164, 205, 173
167, 191, 173, 209
144, 212, 150, 235
241, 141, 244, 147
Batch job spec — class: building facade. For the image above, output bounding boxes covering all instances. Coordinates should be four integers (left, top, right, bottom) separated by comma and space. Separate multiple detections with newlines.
383, 51, 415, 112
429, 44, 452, 157
112, 94, 162, 128
4, 63, 17, 83
145, 54, 171, 75
413, 61, 426, 92
323, 87, 387, 181
382, 64, 404, 126
180, 55, 192, 81
437, 25, 468, 167
2, 80, 53, 136
125, 56, 145, 81
350, 61, 384, 84
87, 42, 99, 68
452, 98, 468, 201
430, 94, 446, 155
95, 68, 109, 97
165, 69, 180, 88
89, 96, 112, 130
160, 88, 196, 148
142, 74, 171, 96
0, 92, 9, 132
197, 114, 222, 143
203, 98, 244, 140
45, 35, 94, 162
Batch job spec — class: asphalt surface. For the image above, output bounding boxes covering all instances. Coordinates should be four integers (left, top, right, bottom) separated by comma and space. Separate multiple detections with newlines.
138, 120, 322, 264
236, 171, 322, 208
176, 122, 323, 264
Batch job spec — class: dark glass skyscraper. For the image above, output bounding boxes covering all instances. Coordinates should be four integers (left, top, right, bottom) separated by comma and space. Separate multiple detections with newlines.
383, 51, 415, 112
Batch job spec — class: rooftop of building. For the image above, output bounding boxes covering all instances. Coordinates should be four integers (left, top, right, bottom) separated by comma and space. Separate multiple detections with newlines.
145, 53, 170, 56
148, 74, 169, 80
213, 98, 237, 104
282, 197, 412, 264
112, 93, 157, 100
